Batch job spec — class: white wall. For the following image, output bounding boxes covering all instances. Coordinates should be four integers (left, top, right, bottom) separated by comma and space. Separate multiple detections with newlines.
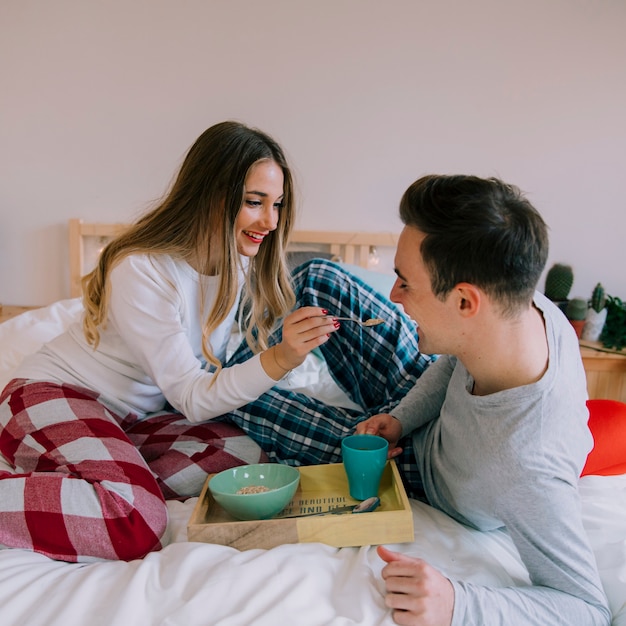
1, 0, 625, 306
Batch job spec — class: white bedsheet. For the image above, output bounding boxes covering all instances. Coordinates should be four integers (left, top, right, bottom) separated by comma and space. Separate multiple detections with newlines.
1, 300, 625, 625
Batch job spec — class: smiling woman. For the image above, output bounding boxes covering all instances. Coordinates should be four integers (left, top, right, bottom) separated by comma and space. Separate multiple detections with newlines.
0, 121, 433, 563
236, 159, 285, 257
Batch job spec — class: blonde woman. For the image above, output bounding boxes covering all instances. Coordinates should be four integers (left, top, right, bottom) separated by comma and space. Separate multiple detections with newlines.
0, 121, 431, 562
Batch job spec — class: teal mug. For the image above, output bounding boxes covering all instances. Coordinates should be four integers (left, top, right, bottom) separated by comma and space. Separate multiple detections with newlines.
341, 434, 388, 500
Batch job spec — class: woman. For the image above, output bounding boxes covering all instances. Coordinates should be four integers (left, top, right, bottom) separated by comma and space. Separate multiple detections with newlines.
0, 121, 431, 562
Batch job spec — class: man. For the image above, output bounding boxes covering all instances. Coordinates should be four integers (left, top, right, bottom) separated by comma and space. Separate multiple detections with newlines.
357, 175, 610, 625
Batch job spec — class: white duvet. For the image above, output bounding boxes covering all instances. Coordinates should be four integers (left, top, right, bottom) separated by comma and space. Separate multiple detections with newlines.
1, 300, 625, 626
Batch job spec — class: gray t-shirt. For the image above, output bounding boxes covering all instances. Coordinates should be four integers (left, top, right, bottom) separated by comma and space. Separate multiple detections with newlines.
392, 292, 610, 626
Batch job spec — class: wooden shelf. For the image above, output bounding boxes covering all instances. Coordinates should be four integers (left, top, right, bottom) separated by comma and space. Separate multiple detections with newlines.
580, 341, 626, 403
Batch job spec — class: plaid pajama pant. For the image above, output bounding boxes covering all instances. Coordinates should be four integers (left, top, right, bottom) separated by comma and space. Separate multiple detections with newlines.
0, 260, 431, 561
222, 260, 433, 496
0, 378, 265, 562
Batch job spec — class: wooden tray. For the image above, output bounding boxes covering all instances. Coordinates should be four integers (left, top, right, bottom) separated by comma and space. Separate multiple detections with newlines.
187, 461, 413, 550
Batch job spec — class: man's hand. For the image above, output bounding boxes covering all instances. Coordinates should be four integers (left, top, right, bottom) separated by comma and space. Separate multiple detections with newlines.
356, 413, 403, 459
377, 545, 454, 626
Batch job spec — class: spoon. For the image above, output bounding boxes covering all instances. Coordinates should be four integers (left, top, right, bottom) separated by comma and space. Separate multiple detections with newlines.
326, 316, 385, 327
277, 496, 381, 518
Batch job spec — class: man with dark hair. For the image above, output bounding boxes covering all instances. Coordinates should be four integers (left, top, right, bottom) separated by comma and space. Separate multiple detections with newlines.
357, 175, 610, 625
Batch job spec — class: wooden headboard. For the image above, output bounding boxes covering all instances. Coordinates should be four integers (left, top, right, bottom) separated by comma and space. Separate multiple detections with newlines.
68, 219, 398, 297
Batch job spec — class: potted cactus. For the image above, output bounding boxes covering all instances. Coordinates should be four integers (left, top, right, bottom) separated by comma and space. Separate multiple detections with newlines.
544, 263, 573, 314
565, 297, 587, 338
582, 283, 608, 342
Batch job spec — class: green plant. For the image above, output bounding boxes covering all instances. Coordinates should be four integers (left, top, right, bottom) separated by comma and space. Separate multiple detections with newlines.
565, 297, 587, 321
601, 295, 626, 350
544, 263, 573, 302
590, 282, 606, 313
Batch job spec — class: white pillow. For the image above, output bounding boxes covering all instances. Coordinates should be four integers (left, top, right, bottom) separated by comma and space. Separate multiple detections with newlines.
340, 263, 395, 298
0, 299, 82, 389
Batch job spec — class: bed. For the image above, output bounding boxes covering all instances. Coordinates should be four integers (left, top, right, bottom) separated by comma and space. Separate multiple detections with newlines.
0, 221, 625, 626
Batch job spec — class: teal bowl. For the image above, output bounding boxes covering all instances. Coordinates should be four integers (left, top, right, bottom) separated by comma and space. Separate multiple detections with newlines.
208, 463, 300, 521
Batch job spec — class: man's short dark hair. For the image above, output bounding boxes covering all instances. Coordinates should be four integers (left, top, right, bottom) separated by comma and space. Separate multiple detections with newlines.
399, 174, 549, 315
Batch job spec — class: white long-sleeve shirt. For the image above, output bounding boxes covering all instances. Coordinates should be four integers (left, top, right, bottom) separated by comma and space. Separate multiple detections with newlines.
16, 254, 277, 421
391, 292, 611, 625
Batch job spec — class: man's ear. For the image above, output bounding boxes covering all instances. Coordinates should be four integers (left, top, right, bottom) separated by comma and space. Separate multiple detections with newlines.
454, 283, 481, 317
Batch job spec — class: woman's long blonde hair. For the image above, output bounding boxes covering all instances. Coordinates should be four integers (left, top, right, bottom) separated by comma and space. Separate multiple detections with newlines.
82, 121, 296, 373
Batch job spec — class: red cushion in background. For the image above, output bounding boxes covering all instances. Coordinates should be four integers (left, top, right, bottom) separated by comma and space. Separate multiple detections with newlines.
581, 399, 626, 476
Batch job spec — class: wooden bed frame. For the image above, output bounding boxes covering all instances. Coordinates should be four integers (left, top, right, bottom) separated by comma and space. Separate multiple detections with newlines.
68, 218, 398, 298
